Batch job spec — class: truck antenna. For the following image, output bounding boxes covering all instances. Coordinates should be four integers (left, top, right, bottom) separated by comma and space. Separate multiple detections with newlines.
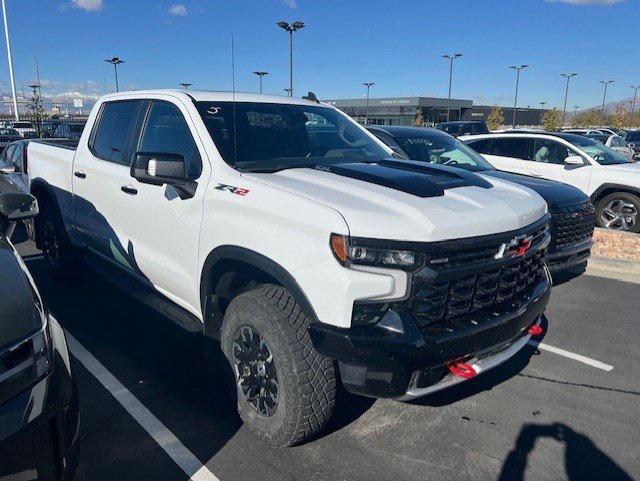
231, 33, 238, 165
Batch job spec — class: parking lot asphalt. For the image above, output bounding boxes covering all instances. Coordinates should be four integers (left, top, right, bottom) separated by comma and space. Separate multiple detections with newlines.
15, 239, 640, 481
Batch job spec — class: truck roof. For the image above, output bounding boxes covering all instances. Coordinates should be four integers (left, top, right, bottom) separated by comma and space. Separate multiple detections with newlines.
99, 89, 329, 107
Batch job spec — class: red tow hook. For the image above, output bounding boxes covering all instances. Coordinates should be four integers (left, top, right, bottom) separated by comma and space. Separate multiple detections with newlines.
447, 360, 477, 379
528, 324, 544, 336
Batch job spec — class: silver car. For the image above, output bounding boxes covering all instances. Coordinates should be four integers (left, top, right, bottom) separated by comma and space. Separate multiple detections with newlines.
586, 133, 635, 162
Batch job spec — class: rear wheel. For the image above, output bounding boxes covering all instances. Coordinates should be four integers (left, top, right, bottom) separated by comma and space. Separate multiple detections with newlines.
38, 205, 81, 280
595, 192, 640, 232
220, 284, 336, 446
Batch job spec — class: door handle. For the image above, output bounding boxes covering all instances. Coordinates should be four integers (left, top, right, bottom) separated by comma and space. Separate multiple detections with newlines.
74, 171, 86, 179
121, 185, 138, 195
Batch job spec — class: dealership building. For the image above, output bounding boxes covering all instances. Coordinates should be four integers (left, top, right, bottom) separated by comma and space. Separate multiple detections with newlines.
324, 96, 547, 127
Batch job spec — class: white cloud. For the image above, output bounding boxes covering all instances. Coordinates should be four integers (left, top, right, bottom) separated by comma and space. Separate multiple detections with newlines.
545, 0, 625, 5
70, 0, 103, 12
282, 0, 297, 9
168, 4, 188, 16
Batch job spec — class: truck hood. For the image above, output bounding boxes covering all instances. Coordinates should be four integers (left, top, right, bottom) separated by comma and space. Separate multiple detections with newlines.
243, 161, 547, 242
481, 170, 588, 211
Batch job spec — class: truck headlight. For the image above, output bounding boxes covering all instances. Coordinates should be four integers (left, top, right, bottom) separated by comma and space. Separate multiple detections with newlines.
330, 234, 417, 269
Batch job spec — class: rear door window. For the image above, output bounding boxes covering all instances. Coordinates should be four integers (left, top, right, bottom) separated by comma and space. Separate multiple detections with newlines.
90, 100, 141, 165
486, 138, 533, 160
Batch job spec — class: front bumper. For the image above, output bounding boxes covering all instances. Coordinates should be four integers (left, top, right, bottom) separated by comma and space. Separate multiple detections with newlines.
0, 317, 80, 481
546, 238, 593, 273
309, 276, 551, 399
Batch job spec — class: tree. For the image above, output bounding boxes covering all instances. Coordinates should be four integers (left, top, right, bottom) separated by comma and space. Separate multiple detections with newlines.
26, 86, 45, 138
541, 108, 562, 132
575, 110, 604, 128
610, 105, 630, 130
412, 107, 425, 127
486, 106, 504, 131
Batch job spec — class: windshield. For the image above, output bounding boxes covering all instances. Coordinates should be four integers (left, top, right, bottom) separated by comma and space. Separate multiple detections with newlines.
195, 101, 390, 172
0, 128, 19, 136
12, 122, 33, 129
563, 134, 630, 165
394, 131, 495, 172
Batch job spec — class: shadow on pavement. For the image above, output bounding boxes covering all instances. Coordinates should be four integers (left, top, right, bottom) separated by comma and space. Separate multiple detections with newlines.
551, 261, 587, 286
498, 423, 634, 481
24, 256, 242, 478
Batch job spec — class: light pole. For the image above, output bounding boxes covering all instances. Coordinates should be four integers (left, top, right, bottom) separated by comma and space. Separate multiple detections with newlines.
105, 57, 124, 92
599, 80, 614, 112
509, 64, 529, 128
442, 53, 462, 122
362, 82, 375, 125
277, 21, 304, 97
540, 101, 546, 110
283, 88, 292, 96
630, 84, 639, 115
180, 82, 192, 90
253, 71, 269, 94
1, 0, 19, 120
561, 73, 577, 127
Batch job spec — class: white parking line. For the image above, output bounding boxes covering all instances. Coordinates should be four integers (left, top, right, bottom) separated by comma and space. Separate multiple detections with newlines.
528, 340, 614, 372
64, 330, 221, 481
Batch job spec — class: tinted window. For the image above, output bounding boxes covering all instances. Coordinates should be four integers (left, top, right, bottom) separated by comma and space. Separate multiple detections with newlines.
465, 138, 493, 153
625, 131, 640, 142
533, 139, 571, 165
91, 100, 140, 164
139, 101, 202, 178
195, 102, 389, 171
483, 138, 533, 160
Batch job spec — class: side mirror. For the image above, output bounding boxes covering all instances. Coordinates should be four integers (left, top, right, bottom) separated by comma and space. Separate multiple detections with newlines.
130, 152, 196, 199
629, 143, 636, 148
0, 162, 15, 174
0, 192, 39, 221
564, 155, 584, 167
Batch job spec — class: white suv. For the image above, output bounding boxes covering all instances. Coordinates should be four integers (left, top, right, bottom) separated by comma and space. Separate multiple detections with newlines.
462, 132, 640, 232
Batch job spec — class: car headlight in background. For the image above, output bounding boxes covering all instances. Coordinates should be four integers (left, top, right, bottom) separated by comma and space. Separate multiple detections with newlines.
330, 234, 417, 270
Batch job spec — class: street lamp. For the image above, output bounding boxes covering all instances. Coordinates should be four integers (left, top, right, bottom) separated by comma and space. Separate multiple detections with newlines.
180, 82, 192, 90
599, 80, 614, 112
253, 71, 269, 94
283, 88, 292, 96
442, 53, 462, 122
277, 21, 304, 97
104, 57, 124, 92
540, 101, 547, 110
630, 84, 640, 115
362, 82, 375, 125
509, 64, 529, 128
561, 73, 578, 127
1, 0, 19, 120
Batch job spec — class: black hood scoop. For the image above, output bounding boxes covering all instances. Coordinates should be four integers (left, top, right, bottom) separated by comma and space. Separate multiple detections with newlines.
317, 158, 493, 198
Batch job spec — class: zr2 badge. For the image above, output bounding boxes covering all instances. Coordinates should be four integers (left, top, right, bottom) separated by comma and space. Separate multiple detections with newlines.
214, 183, 250, 196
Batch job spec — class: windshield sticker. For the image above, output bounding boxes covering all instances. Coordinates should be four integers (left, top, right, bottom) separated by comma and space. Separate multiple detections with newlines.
207, 106, 222, 115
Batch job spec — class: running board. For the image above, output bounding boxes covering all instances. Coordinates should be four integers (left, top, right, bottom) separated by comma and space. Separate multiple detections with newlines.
84, 253, 203, 334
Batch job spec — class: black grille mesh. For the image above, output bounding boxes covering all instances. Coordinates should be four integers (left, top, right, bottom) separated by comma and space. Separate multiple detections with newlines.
551, 202, 595, 248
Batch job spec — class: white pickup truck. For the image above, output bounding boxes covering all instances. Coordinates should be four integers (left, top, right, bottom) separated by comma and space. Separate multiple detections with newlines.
27, 90, 551, 445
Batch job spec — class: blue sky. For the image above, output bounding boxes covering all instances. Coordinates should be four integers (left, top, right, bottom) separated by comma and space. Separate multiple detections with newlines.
1, 0, 639, 109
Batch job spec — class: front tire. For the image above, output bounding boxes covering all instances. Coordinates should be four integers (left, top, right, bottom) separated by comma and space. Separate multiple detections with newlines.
221, 284, 336, 446
595, 192, 640, 233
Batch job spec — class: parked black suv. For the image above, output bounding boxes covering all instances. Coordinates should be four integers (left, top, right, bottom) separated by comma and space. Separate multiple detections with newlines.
435, 121, 489, 137
368, 125, 595, 274
0, 178, 80, 480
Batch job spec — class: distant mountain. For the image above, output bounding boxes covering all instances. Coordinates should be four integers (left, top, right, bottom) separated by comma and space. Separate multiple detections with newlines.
579, 96, 636, 115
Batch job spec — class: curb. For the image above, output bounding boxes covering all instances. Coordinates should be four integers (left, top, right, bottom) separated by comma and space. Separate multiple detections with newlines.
586, 256, 640, 284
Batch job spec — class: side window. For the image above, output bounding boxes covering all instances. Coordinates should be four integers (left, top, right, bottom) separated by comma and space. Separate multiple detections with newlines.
489, 138, 533, 160
90, 100, 140, 165
533, 139, 570, 165
466, 138, 493, 154
139, 101, 202, 179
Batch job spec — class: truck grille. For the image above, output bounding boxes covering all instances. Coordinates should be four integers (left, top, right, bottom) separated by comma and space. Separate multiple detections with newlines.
550, 202, 595, 248
398, 219, 550, 340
